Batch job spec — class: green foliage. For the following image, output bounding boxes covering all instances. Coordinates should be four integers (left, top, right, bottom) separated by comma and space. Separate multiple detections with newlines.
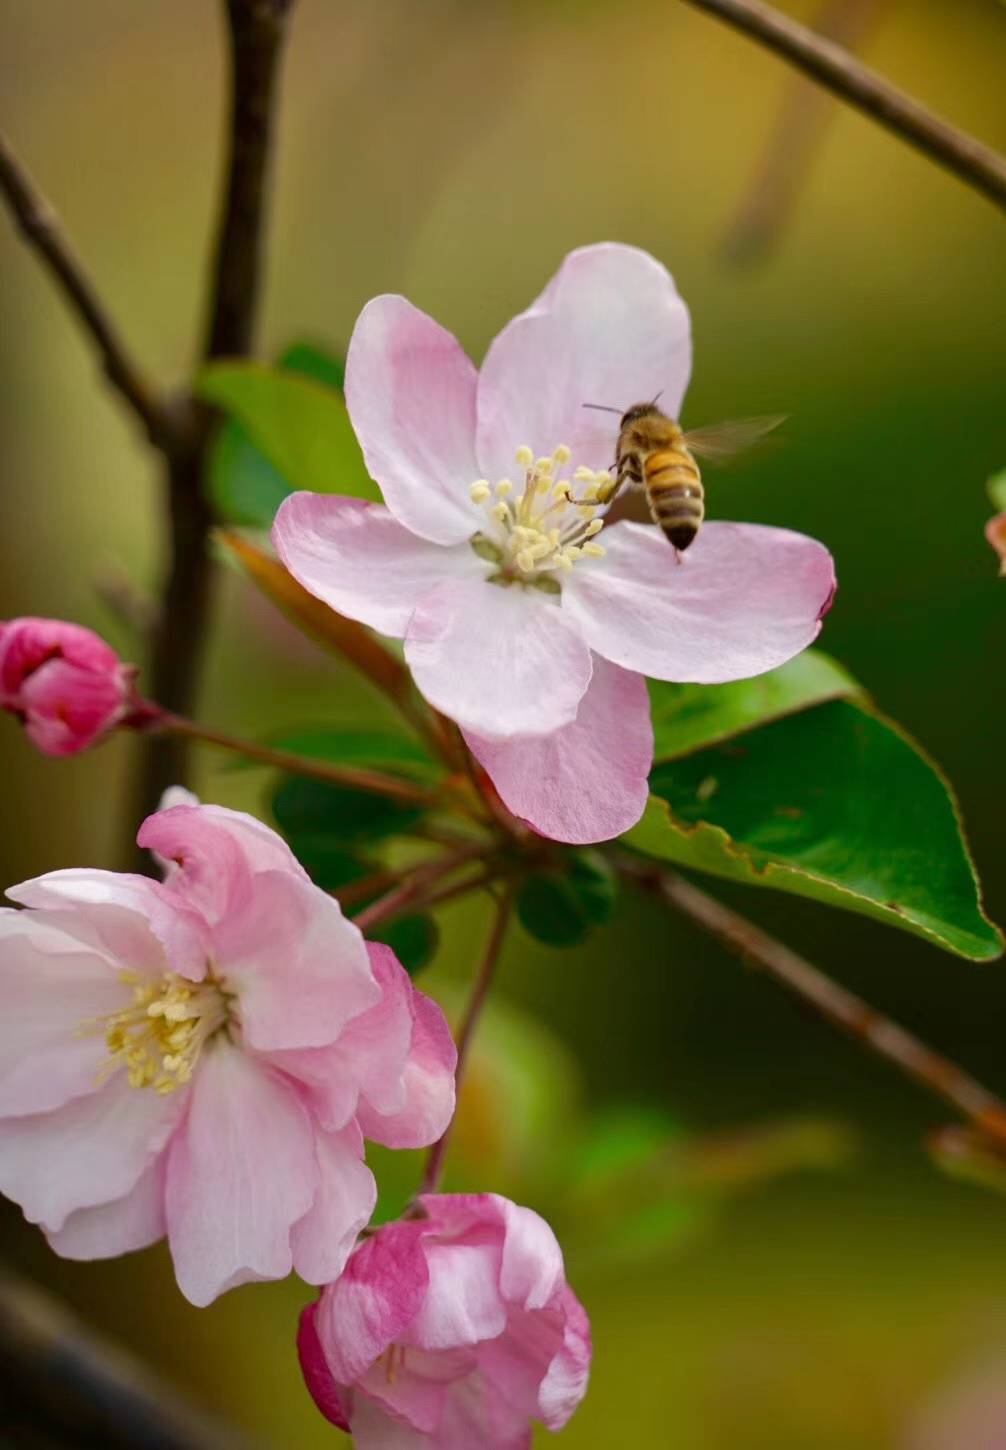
627, 700, 1002, 961
516, 849, 618, 947
370, 913, 440, 976
272, 776, 423, 848
650, 649, 860, 762
265, 727, 442, 782
199, 348, 378, 526
988, 466, 1006, 513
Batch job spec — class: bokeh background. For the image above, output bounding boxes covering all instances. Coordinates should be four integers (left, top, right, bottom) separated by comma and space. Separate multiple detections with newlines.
1, 1, 1005, 1445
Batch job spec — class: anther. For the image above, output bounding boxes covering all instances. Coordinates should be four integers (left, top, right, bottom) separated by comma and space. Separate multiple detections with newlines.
469, 480, 492, 503
515, 445, 534, 468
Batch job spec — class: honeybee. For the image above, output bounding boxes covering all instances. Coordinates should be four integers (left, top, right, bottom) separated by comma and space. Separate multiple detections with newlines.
583, 402, 785, 556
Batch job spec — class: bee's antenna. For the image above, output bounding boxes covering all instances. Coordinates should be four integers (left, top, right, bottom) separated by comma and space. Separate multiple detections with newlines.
651, 390, 664, 406
582, 403, 622, 414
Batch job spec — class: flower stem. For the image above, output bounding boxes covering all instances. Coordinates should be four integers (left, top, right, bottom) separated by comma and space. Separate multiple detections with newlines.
626, 858, 1006, 1148
350, 845, 489, 932
418, 887, 514, 1197
157, 713, 433, 806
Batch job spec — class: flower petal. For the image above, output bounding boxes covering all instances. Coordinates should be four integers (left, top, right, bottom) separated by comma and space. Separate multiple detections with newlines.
46, 1158, 166, 1260
6, 869, 209, 981
274, 494, 481, 639
164, 1044, 316, 1306
297, 1301, 352, 1432
476, 243, 692, 480
315, 1222, 431, 1384
345, 294, 480, 544
139, 801, 309, 926
216, 870, 379, 1052
0, 911, 127, 1116
562, 520, 836, 683
407, 1237, 507, 1351
464, 655, 652, 844
291, 1121, 377, 1286
537, 1286, 592, 1431
0, 1074, 182, 1232
404, 577, 592, 738
356, 952, 458, 1150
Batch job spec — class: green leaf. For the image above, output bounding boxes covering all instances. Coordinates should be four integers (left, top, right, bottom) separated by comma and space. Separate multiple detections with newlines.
626, 700, 1002, 961
265, 728, 441, 783
272, 776, 423, 848
286, 839, 374, 895
650, 649, 860, 763
370, 914, 440, 975
198, 363, 379, 519
279, 340, 345, 393
517, 850, 618, 948
204, 343, 350, 528
988, 467, 1006, 514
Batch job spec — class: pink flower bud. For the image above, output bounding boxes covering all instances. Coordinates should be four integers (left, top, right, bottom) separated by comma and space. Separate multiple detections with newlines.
0, 617, 140, 756
298, 1193, 591, 1447
986, 512, 1006, 577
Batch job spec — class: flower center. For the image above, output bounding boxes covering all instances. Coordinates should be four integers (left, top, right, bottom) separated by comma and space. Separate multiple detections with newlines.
468, 445, 611, 591
86, 971, 232, 1094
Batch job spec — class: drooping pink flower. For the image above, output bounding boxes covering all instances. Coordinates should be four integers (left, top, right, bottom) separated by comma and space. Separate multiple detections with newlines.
986, 513, 1006, 576
0, 617, 142, 757
274, 243, 836, 845
0, 795, 456, 1307
298, 1193, 591, 1448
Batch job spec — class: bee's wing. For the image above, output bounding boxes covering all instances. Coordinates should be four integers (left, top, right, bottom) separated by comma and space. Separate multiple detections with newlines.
681, 415, 787, 465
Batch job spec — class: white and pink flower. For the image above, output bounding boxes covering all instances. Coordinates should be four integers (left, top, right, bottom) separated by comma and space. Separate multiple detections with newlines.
0, 795, 456, 1306
274, 243, 836, 845
298, 1192, 591, 1448
0, 617, 141, 757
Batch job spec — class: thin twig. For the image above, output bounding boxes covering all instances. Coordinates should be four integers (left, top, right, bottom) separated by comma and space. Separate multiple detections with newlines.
158, 713, 435, 804
682, 0, 1006, 210
351, 845, 488, 932
0, 132, 177, 450
418, 887, 514, 1197
0, 1267, 258, 1450
626, 858, 1006, 1146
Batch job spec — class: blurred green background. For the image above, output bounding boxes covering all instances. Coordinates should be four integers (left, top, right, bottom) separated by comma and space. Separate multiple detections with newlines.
1, 1, 1005, 1445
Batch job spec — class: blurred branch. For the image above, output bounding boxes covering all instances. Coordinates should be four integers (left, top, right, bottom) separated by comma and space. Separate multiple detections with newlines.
622, 858, 1006, 1148
721, 0, 887, 262
418, 886, 514, 1198
134, 0, 296, 840
157, 712, 438, 804
0, 1267, 257, 1450
682, 0, 1006, 210
0, 133, 178, 451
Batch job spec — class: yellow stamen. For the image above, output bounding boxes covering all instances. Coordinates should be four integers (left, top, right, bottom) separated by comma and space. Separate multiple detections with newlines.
82, 971, 230, 1094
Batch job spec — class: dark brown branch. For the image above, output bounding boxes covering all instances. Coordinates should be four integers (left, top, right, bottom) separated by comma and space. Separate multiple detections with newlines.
682, 0, 1006, 210
0, 133, 177, 451
132, 0, 296, 835
0, 1267, 258, 1450
418, 888, 513, 1197
627, 859, 1006, 1147
203, 0, 295, 360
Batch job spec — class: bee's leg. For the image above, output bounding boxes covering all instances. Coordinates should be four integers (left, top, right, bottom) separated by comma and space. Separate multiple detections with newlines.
674, 547, 682, 566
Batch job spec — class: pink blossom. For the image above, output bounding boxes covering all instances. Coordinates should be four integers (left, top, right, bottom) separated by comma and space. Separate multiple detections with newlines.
0, 617, 141, 757
0, 796, 456, 1306
274, 243, 835, 845
298, 1193, 591, 1448
986, 512, 1006, 576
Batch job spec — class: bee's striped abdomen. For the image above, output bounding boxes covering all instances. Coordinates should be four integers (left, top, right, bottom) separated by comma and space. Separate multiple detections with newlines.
644, 447, 704, 551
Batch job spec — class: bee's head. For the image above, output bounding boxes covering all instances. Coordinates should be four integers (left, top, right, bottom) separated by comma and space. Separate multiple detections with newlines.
619, 401, 661, 428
